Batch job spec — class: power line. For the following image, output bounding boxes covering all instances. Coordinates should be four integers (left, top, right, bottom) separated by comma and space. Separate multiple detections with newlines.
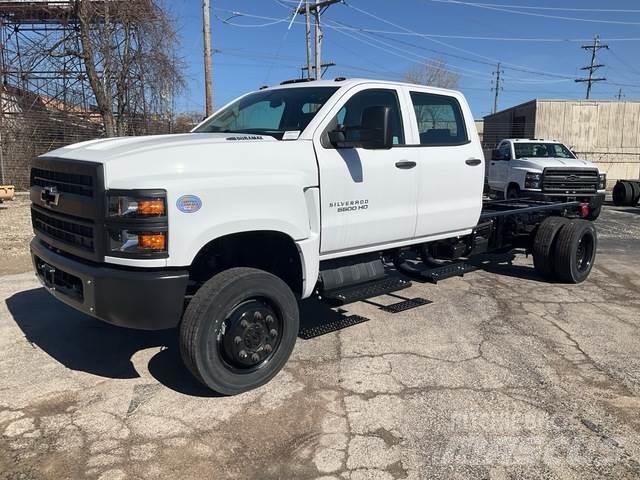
428, 1, 640, 13
428, 0, 640, 25
575, 35, 609, 99
212, 7, 640, 42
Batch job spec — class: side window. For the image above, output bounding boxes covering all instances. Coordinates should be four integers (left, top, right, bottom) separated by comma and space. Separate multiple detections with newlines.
499, 142, 511, 160
331, 89, 405, 145
410, 92, 468, 146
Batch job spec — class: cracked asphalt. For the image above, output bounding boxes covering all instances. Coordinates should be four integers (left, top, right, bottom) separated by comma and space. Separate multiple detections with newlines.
1, 204, 640, 479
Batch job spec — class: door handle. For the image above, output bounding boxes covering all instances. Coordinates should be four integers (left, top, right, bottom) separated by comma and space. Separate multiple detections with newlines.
465, 158, 482, 166
395, 160, 416, 169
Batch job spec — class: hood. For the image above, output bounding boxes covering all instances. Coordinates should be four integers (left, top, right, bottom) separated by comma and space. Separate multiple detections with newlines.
513, 156, 598, 171
42, 133, 279, 164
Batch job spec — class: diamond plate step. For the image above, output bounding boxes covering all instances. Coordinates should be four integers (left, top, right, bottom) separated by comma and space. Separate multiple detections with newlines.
298, 314, 370, 339
322, 277, 411, 305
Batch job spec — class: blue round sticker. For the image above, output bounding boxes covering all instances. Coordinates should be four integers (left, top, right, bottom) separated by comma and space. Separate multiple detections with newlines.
176, 195, 202, 213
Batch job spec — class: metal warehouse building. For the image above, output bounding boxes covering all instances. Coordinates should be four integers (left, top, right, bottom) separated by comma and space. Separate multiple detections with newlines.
483, 99, 640, 183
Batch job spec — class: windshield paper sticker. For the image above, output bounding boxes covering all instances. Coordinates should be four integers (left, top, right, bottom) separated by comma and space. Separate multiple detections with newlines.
282, 130, 301, 141
176, 195, 202, 213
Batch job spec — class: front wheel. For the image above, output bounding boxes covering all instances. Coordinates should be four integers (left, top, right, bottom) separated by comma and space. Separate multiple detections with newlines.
180, 267, 299, 395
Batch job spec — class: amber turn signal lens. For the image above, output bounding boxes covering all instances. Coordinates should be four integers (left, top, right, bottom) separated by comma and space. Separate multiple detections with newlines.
138, 233, 166, 250
137, 199, 165, 216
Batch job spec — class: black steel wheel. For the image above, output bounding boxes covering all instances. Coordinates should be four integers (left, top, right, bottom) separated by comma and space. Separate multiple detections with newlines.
180, 267, 299, 395
553, 219, 598, 283
532, 216, 570, 279
506, 185, 520, 200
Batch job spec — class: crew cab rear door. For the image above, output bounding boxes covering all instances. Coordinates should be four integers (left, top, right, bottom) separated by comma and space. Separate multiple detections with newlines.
313, 84, 419, 256
406, 89, 484, 237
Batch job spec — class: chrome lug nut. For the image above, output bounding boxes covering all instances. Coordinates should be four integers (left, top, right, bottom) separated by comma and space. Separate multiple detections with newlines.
264, 344, 273, 353
240, 319, 249, 328
251, 353, 260, 363
234, 336, 242, 345
239, 350, 248, 359
269, 329, 278, 338
253, 311, 263, 321
265, 315, 274, 325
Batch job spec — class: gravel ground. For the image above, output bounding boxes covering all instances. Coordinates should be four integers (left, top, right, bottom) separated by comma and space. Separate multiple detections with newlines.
0, 204, 639, 479
0, 195, 33, 275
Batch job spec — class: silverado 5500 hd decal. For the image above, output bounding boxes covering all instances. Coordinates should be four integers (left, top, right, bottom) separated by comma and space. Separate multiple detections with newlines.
329, 199, 369, 213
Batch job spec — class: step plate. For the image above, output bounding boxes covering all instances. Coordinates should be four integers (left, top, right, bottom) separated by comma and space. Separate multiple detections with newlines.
422, 263, 473, 283
298, 314, 370, 340
323, 277, 411, 305
380, 297, 432, 313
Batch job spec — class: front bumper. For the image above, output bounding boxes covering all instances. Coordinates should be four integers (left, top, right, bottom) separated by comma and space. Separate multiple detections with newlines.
31, 239, 189, 330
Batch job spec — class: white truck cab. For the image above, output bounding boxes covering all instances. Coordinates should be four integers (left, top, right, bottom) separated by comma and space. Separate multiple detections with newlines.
30, 79, 598, 394
487, 138, 606, 219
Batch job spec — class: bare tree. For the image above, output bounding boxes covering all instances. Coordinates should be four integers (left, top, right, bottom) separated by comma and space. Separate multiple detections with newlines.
74, 0, 185, 136
403, 59, 460, 89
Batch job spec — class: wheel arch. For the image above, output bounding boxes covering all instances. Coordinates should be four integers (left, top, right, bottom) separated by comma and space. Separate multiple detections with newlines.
189, 230, 306, 295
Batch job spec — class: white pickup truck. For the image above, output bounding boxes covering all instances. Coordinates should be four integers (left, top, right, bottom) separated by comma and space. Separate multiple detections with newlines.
487, 138, 606, 219
30, 78, 598, 394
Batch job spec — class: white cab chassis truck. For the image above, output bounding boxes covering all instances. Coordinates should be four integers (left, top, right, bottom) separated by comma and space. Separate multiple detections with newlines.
487, 138, 606, 219
30, 78, 598, 394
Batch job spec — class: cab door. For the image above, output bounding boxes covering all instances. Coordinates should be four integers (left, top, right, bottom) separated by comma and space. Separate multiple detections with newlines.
488, 141, 511, 193
313, 85, 419, 256
406, 89, 485, 237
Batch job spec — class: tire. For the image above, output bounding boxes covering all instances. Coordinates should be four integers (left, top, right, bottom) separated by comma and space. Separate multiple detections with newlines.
506, 185, 520, 199
553, 219, 598, 284
532, 216, 571, 279
612, 181, 633, 206
631, 182, 640, 206
585, 203, 602, 221
180, 267, 299, 395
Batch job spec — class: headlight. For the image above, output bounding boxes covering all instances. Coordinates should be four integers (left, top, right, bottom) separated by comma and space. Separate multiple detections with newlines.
524, 172, 541, 189
108, 191, 166, 218
106, 189, 168, 258
108, 229, 167, 254
598, 173, 606, 190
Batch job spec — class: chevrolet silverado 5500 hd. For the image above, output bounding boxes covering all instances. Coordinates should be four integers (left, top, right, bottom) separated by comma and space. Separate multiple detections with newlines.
30, 78, 599, 394
487, 138, 606, 219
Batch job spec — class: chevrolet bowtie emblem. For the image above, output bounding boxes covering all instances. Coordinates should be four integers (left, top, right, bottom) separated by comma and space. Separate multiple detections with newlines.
41, 186, 60, 207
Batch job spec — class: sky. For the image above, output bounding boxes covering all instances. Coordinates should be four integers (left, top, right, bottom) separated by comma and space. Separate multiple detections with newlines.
167, 0, 640, 118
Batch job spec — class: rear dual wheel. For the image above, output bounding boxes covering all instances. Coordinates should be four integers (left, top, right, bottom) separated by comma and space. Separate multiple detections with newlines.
180, 267, 299, 395
532, 217, 597, 283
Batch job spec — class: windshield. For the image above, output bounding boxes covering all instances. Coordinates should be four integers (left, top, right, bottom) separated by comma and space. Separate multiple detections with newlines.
193, 87, 339, 139
514, 142, 575, 159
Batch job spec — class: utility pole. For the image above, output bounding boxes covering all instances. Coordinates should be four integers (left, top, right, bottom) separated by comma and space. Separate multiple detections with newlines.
575, 34, 608, 100
616, 88, 624, 101
491, 62, 503, 114
304, 1, 312, 79
202, 0, 214, 116
296, 0, 341, 79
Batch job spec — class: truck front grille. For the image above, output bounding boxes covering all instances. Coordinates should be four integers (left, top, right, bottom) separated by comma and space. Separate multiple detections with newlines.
542, 168, 599, 195
31, 167, 94, 197
32, 207, 95, 252
30, 157, 104, 261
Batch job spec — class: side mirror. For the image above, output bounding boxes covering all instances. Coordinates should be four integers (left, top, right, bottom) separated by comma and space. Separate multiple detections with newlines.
328, 105, 393, 149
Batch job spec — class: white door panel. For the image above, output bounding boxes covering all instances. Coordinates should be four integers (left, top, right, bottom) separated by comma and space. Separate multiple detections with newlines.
313, 85, 419, 254
316, 147, 419, 253
405, 89, 484, 237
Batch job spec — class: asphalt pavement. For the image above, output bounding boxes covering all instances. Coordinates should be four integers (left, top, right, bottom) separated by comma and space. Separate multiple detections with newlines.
1, 204, 640, 480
